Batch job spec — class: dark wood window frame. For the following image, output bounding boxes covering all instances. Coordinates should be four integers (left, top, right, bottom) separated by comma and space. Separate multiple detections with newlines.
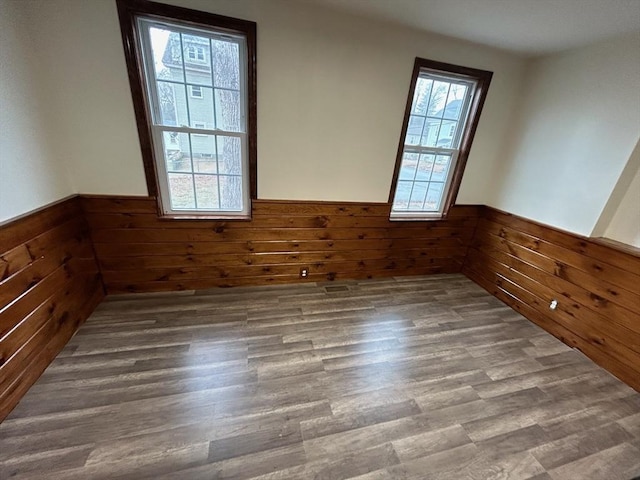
116, 0, 257, 219
388, 57, 492, 220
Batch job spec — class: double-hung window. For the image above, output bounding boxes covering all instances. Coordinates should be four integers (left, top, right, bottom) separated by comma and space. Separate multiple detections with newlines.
390, 58, 492, 220
117, 0, 257, 218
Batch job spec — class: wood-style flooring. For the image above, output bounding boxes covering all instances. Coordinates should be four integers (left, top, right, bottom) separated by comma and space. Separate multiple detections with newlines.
1, 274, 639, 480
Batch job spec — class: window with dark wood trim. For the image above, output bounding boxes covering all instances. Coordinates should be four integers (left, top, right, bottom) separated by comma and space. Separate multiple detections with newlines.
389, 58, 492, 220
116, 0, 257, 219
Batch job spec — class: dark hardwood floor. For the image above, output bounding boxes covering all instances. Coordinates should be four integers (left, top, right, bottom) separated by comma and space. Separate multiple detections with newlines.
1, 274, 639, 479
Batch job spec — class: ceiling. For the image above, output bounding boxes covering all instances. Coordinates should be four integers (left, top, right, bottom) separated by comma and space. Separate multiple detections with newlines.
298, 0, 640, 56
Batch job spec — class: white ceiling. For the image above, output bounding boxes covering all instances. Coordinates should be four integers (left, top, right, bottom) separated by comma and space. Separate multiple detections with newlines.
298, 0, 640, 56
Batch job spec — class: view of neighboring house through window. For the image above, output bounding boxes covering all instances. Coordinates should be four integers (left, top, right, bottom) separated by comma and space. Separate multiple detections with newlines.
390, 58, 492, 219
133, 15, 251, 216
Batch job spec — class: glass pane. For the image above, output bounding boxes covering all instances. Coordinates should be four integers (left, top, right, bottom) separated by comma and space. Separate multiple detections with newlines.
443, 84, 467, 120
405, 115, 424, 146
415, 154, 435, 181
168, 173, 195, 209
408, 182, 428, 210
431, 155, 452, 182
157, 81, 187, 127
425, 183, 444, 211
191, 134, 217, 173
427, 81, 451, 116
437, 120, 457, 148
187, 85, 214, 128
217, 136, 242, 174
162, 131, 192, 173
182, 34, 212, 85
149, 27, 182, 81
393, 180, 412, 210
212, 39, 240, 90
421, 118, 441, 147
215, 89, 242, 131
220, 175, 243, 211
411, 77, 433, 116
194, 174, 220, 209
398, 152, 418, 180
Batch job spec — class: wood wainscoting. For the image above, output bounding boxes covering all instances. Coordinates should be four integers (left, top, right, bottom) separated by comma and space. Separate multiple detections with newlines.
463, 206, 640, 390
80, 196, 480, 294
0, 197, 104, 421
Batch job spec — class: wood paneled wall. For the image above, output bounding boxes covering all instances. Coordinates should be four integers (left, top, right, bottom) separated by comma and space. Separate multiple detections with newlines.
0, 197, 104, 421
81, 196, 480, 294
463, 206, 640, 390
4, 195, 638, 419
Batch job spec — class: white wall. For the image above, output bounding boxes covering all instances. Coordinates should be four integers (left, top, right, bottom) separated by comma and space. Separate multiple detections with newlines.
0, 0, 74, 223
22, 0, 526, 204
491, 32, 640, 236
22, 0, 148, 198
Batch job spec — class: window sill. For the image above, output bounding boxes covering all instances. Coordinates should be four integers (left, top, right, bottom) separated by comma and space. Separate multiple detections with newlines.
389, 214, 445, 222
157, 213, 252, 222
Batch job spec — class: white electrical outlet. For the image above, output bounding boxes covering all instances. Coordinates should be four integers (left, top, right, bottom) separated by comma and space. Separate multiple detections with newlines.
300, 268, 309, 278
549, 299, 558, 310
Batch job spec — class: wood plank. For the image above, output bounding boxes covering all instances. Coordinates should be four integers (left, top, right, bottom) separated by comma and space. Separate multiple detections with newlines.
90, 226, 474, 244
477, 218, 640, 295
0, 273, 99, 383
484, 207, 640, 274
0, 197, 83, 253
0, 237, 95, 311
100, 257, 463, 284
79, 195, 157, 214
471, 234, 640, 334
471, 229, 640, 314
85, 212, 478, 231
97, 247, 467, 271
105, 264, 461, 294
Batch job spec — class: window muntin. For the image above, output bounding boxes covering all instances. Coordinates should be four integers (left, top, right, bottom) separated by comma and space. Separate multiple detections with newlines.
390, 59, 492, 220
136, 18, 249, 216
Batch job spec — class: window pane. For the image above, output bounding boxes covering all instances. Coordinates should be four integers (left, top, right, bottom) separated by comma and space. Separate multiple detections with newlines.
393, 181, 412, 210
162, 131, 192, 173
220, 175, 243, 211
194, 174, 220, 209
427, 81, 451, 116
398, 152, 418, 180
168, 173, 196, 209
157, 81, 187, 127
187, 85, 214, 128
425, 183, 444, 211
215, 89, 242, 131
437, 120, 457, 148
406, 115, 424, 145
443, 84, 467, 120
431, 155, 452, 182
212, 39, 240, 90
217, 136, 242, 174
411, 77, 433, 116
415, 154, 435, 181
191, 134, 217, 173
149, 27, 182, 81
182, 34, 212, 85
408, 182, 428, 210
421, 118, 441, 147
